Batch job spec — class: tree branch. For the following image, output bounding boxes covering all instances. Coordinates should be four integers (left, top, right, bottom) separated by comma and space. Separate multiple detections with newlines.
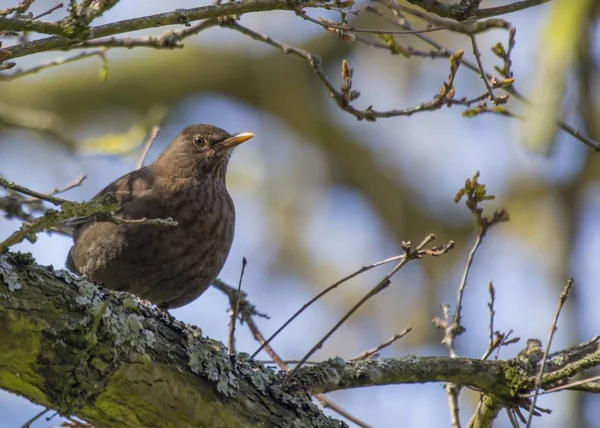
0, 0, 332, 60
0, 252, 344, 428
2, 252, 599, 426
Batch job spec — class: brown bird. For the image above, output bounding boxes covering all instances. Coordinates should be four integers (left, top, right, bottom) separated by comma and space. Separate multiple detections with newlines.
66, 124, 254, 310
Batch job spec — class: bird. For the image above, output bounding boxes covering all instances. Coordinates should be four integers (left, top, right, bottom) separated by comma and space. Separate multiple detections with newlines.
65, 124, 254, 310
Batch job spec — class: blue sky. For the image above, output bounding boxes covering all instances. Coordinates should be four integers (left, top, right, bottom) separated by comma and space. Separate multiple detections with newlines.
1, 1, 599, 427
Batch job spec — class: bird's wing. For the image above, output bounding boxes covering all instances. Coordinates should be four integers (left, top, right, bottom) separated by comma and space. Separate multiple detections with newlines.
62, 166, 165, 230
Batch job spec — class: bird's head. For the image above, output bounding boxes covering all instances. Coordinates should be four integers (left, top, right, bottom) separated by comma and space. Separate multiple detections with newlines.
156, 124, 254, 179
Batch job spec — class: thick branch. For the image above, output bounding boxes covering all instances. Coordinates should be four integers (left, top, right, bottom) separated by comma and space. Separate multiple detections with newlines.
293, 356, 513, 397
0, 252, 343, 428
2, 252, 600, 426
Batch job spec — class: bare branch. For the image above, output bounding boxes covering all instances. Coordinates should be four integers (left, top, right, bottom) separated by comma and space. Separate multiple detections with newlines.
525, 278, 574, 428
227, 257, 247, 363
404, 0, 551, 20
0, 0, 333, 60
252, 252, 408, 358
0, 50, 106, 81
0, 177, 71, 206
136, 126, 160, 169
352, 328, 412, 361
286, 235, 454, 382
233, 288, 372, 427
364, 5, 600, 151
476, 0, 553, 19
469, 34, 495, 100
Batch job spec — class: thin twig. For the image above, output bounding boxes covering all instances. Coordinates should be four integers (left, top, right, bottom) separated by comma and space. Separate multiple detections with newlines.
286, 235, 452, 382
374, 0, 511, 35
440, 174, 508, 428
481, 281, 496, 360
75, 19, 219, 51
319, 399, 373, 428
476, 0, 553, 19
241, 301, 372, 427
258, 359, 320, 365
351, 328, 412, 360
525, 278, 574, 428
136, 126, 160, 169
20, 408, 50, 428
251, 253, 407, 358
46, 174, 87, 196
226, 20, 465, 122
469, 34, 495, 100
32, 3, 64, 20
0, 50, 106, 80
451, 231, 483, 348
295, 9, 444, 36
2, 1, 323, 59
364, 5, 600, 151
532, 374, 600, 395
506, 408, 521, 428
0, 177, 69, 206
228, 257, 247, 364
100, 216, 178, 226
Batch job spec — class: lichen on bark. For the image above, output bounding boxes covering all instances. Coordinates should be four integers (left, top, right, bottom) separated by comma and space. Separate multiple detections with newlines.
0, 252, 345, 428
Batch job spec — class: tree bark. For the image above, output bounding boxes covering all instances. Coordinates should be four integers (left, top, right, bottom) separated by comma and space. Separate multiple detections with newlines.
0, 251, 344, 428
2, 250, 600, 428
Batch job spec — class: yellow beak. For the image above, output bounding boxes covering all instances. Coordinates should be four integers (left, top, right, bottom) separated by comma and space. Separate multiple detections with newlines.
223, 132, 255, 148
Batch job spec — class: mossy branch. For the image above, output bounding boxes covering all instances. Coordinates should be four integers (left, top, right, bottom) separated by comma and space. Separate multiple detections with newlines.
1, 254, 599, 427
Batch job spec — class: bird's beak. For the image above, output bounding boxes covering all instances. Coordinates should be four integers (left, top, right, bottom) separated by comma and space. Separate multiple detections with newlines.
222, 132, 254, 148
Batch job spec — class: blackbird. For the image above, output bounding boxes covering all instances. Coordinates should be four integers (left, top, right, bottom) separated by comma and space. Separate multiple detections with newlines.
66, 124, 254, 310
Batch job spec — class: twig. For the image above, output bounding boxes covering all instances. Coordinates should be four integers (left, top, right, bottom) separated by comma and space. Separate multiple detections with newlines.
295, 9, 444, 36
439, 173, 508, 428
0, 174, 86, 238
533, 374, 600, 395
495, 330, 519, 360
450, 231, 482, 350
476, 0, 553, 19
525, 278, 574, 428
227, 257, 247, 364
228, 20, 465, 121
319, 399, 373, 428
469, 34, 495, 100
251, 253, 408, 358
136, 126, 160, 169
286, 235, 453, 383
20, 408, 50, 428
506, 408, 521, 428
239, 295, 373, 427
212, 278, 270, 320
364, 5, 600, 151
258, 359, 320, 365
32, 3, 64, 20
0, 0, 35, 17
97, 215, 178, 226
46, 174, 87, 196
1, 1, 332, 59
75, 19, 219, 51
374, 0, 511, 35
481, 282, 501, 360
0, 177, 69, 206
0, 50, 105, 80
351, 328, 412, 360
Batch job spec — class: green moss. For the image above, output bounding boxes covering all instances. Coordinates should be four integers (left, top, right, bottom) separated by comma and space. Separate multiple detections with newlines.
0, 372, 47, 405
82, 363, 249, 428
10, 251, 35, 266
0, 311, 47, 403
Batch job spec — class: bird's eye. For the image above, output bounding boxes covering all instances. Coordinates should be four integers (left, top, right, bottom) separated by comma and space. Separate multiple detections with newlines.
193, 135, 206, 146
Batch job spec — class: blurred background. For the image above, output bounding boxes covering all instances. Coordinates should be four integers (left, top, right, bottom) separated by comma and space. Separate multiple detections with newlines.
1, 0, 599, 427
